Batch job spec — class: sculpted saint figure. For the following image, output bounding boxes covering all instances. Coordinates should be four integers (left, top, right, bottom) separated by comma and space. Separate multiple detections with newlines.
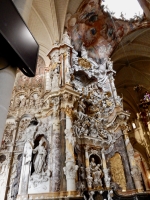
33, 137, 47, 174
90, 157, 97, 171
90, 157, 103, 188
51, 68, 60, 91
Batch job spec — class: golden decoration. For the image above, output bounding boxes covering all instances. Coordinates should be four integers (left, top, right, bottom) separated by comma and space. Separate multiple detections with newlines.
110, 153, 126, 191
51, 62, 58, 70
78, 58, 91, 69
65, 106, 73, 118
106, 100, 112, 107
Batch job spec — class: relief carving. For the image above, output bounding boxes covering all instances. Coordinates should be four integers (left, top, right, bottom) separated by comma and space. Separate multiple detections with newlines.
110, 153, 126, 191
86, 156, 103, 189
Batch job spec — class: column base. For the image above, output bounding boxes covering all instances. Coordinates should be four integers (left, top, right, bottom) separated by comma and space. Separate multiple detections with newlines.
17, 191, 83, 200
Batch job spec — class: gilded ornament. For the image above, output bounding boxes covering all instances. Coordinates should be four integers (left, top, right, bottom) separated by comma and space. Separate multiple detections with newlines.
78, 58, 91, 69
110, 153, 126, 191
65, 106, 73, 118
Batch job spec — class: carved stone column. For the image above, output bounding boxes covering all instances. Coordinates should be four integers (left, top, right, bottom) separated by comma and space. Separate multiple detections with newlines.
84, 145, 90, 168
0, 153, 11, 200
18, 142, 33, 196
135, 155, 150, 190
60, 109, 67, 191
51, 97, 61, 192
102, 150, 110, 189
123, 129, 144, 192
84, 146, 93, 189
0, 59, 17, 145
63, 108, 78, 193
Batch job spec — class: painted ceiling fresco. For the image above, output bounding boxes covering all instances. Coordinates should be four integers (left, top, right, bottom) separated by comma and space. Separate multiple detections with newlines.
67, 0, 150, 61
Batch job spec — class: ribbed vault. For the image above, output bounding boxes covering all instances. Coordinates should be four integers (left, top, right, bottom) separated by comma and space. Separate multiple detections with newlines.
112, 28, 150, 119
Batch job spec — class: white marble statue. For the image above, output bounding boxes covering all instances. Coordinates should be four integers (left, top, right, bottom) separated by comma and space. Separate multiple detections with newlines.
33, 137, 47, 174
89, 157, 103, 188
51, 68, 60, 91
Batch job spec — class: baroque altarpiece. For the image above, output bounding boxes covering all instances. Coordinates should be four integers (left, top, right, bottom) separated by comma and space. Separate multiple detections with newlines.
0, 1, 147, 199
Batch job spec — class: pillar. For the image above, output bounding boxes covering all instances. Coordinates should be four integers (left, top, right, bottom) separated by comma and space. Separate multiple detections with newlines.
84, 145, 93, 189
63, 110, 78, 193
84, 145, 90, 168
0, 58, 16, 145
51, 97, 61, 192
18, 142, 33, 197
123, 129, 144, 192
102, 150, 110, 189
136, 156, 150, 190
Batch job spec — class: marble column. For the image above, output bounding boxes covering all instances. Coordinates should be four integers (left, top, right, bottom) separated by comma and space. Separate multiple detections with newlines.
84, 146, 93, 189
51, 106, 61, 192
63, 112, 78, 193
102, 150, 110, 189
84, 145, 90, 168
0, 58, 17, 145
123, 129, 144, 192
136, 156, 150, 190
60, 110, 67, 191
18, 142, 33, 196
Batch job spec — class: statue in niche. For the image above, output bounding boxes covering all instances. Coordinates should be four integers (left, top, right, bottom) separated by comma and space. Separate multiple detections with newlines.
89, 157, 103, 188
33, 137, 47, 174
28, 136, 51, 190
90, 157, 97, 170
51, 68, 60, 91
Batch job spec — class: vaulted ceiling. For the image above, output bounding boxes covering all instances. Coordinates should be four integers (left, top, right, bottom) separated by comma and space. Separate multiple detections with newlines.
27, 0, 83, 66
112, 27, 150, 119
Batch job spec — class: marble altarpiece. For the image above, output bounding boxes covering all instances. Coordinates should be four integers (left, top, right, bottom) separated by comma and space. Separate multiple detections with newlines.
0, 32, 144, 200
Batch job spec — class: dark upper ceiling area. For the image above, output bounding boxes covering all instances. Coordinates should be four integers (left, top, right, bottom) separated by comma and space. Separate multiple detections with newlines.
112, 27, 150, 119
